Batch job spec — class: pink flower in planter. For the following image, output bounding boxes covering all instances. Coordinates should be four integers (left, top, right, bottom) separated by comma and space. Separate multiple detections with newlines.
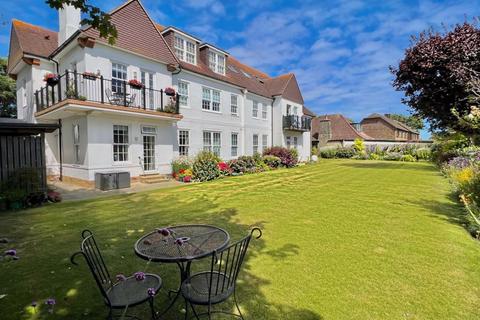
183, 176, 191, 183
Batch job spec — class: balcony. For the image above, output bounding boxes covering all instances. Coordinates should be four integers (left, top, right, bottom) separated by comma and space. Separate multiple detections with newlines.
34, 71, 181, 117
283, 115, 311, 132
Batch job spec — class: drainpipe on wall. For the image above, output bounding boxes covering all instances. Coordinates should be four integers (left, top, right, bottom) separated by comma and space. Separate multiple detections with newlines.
271, 100, 274, 147
58, 119, 63, 181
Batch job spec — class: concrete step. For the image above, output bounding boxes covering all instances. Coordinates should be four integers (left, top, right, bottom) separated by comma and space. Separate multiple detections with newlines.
139, 174, 170, 184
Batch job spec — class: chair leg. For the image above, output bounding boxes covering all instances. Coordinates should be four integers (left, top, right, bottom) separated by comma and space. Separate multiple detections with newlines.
234, 291, 244, 320
149, 297, 156, 320
184, 299, 189, 320
190, 303, 201, 320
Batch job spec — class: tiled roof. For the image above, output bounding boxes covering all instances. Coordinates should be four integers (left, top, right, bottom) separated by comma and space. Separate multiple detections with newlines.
82, 0, 178, 65
302, 106, 316, 117
363, 113, 419, 133
7, 20, 58, 72
313, 114, 373, 141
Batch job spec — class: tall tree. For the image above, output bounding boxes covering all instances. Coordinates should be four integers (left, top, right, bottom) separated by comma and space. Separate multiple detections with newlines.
0, 58, 16, 118
391, 21, 480, 136
386, 114, 424, 131
46, 0, 117, 44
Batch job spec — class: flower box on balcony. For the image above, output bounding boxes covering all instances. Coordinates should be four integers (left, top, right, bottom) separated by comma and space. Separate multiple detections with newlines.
164, 87, 176, 96
82, 72, 98, 80
128, 79, 144, 89
44, 73, 59, 86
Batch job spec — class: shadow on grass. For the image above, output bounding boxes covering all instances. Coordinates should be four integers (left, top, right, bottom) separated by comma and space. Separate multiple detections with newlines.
0, 187, 323, 319
338, 161, 439, 172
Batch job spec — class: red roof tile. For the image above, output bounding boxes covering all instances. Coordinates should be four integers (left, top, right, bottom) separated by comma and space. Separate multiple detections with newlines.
313, 114, 373, 141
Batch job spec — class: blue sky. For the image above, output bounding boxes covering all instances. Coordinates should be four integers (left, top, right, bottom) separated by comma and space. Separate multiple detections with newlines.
1, 0, 479, 138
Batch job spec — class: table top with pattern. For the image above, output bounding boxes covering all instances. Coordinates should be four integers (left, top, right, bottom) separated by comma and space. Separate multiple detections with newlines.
134, 225, 230, 263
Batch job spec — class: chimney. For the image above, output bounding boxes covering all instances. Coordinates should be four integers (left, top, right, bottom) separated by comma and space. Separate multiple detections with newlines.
58, 4, 81, 46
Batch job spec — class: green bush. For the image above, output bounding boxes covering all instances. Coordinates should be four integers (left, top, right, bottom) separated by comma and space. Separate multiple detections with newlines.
228, 155, 257, 174
353, 138, 365, 154
431, 133, 470, 164
311, 146, 318, 156
415, 148, 432, 161
335, 147, 355, 158
400, 154, 417, 162
368, 153, 382, 160
384, 152, 403, 161
172, 156, 192, 174
319, 148, 336, 159
263, 147, 298, 167
263, 155, 281, 168
192, 151, 221, 181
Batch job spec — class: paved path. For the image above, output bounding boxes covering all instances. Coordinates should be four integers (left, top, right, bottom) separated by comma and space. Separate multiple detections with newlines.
49, 180, 182, 202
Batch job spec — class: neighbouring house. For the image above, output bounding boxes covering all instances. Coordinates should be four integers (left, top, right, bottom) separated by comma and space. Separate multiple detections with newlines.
312, 113, 429, 149
7, 0, 311, 187
311, 114, 372, 148
360, 113, 420, 142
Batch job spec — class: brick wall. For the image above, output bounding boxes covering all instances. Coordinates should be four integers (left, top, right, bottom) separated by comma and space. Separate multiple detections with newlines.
361, 118, 396, 140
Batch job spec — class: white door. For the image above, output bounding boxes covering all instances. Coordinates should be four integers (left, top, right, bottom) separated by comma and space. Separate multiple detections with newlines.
143, 135, 156, 172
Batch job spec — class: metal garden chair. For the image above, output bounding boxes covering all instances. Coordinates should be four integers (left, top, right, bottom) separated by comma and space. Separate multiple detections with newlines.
71, 230, 163, 319
181, 228, 262, 319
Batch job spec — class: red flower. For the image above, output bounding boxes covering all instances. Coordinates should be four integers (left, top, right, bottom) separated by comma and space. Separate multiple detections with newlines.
183, 176, 191, 183
128, 79, 143, 88
179, 169, 185, 174
164, 87, 176, 96
218, 162, 230, 171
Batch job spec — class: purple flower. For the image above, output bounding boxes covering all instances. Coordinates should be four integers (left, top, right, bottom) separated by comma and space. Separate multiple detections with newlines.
147, 288, 156, 297
4, 249, 16, 256
134, 271, 146, 281
45, 298, 56, 306
116, 274, 127, 282
448, 156, 471, 169
156, 228, 170, 237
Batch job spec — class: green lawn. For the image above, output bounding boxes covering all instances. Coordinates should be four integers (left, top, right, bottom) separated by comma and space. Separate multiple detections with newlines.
1, 160, 480, 319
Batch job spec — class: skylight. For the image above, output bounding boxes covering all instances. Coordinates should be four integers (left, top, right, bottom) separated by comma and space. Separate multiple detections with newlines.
228, 65, 239, 73
241, 70, 251, 78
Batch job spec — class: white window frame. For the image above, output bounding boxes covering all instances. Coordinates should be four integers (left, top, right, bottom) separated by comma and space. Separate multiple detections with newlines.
293, 136, 298, 149
178, 130, 190, 156
113, 125, 129, 163
262, 134, 268, 152
253, 134, 259, 154
230, 94, 238, 115
202, 87, 221, 112
262, 104, 268, 119
252, 101, 259, 118
208, 50, 225, 75
178, 80, 189, 108
203, 131, 221, 156
231, 132, 238, 157
286, 136, 291, 149
174, 35, 196, 65
112, 62, 127, 94
73, 124, 80, 164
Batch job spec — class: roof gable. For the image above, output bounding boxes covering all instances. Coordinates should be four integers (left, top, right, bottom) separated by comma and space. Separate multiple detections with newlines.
82, 0, 177, 65
314, 114, 372, 141
265, 73, 304, 104
362, 113, 418, 133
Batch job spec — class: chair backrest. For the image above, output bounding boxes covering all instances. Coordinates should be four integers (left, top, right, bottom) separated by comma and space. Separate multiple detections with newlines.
206, 228, 262, 303
71, 230, 113, 304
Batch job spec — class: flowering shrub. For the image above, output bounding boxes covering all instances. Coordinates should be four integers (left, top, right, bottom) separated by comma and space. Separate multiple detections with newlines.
218, 162, 232, 175
262, 155, 281, 168
228, 156, 256, 174
192, 151, 221, 181
172, 157, 192, 180
178, 168, 193, 182
400, 154, 416, 162
383, 152, 403, 161
263, 147, 298, 167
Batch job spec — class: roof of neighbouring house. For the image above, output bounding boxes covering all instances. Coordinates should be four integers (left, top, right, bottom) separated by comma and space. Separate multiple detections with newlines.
0, 117, 60, 134
8, 0, 305, 104
362, 113, 419, 134
313, 114, 373, 141
302, 106, 316, 117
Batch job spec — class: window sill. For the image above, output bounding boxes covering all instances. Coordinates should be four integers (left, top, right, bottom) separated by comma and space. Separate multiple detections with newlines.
202, 109, 222, 114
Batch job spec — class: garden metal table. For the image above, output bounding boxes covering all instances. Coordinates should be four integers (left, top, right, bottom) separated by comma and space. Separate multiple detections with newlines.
134, 225, 230, 317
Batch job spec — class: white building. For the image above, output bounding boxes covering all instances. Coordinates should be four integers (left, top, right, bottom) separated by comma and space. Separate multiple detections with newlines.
7, 0, 312, 187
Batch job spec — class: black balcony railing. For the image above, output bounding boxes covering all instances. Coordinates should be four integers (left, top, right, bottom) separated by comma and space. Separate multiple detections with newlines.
34, 70, 180, 115
283, 115, 311, 131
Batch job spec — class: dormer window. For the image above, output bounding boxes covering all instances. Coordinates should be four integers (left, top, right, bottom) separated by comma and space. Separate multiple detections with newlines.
208, 50, 225, 75
174, 35, 196, 64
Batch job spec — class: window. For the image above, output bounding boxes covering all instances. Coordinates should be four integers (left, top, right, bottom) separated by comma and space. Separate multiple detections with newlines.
286, 104, 291, 115
73, 124, 80, 164
253, 134, 259, 154
286, 136, 291, 149
141, 71, 154, 109
113, 125, 129, 162
208, 50, 225, 74
262, 104, 267, 119
293, 106, 298, 115
228, 65, 239, 73
262, 134, 268, 151
174, 35, 196, 64
178, 130, 189, 156
231, 133, 238, 157
252, 101, 259, 118
293, 136, 298, 149
202, 87, 220, 112
112, 63, 127, 94
231, 94, 238, 115
141, 126, 156, 134
203, 131, 221, 156
178, 81, 189, 107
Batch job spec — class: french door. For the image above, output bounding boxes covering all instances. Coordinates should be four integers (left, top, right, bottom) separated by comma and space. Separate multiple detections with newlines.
143, 135, 155, 172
